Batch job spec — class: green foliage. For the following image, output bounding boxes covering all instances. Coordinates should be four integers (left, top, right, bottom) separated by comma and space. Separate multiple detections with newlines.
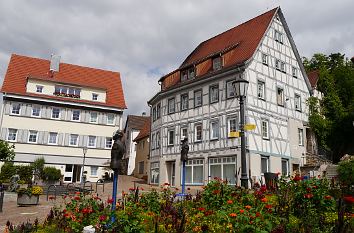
0, 162, 16, 182
0, 139, 15, 161
337, 156, 354, 186
16, 165, 34, 184
32, 157, 45, 178
41, 167, 61, 182
0, 162, 32, 183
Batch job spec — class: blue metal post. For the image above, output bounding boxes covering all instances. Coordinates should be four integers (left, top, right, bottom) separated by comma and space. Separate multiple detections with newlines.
111, 170, 118, 223
181, 160, 186, 194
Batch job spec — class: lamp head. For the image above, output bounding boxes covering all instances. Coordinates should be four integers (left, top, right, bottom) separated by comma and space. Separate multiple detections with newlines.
232, 76, 249, 97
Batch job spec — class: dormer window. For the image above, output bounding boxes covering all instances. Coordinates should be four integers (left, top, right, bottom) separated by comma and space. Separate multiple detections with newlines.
213, 56, 222, 71
181, 67, 195, 82
36, 85, 43, 93
188, 67, 195, 79
181, 70, 188, 82
92, 93, 98, 101
54, 85, 81, 98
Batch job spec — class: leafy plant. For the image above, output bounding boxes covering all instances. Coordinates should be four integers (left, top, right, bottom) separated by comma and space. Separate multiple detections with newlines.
0, 139, 15, 161
41, 167, 61, 182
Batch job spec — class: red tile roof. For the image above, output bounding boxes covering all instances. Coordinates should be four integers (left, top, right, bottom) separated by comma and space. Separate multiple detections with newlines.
1, 54, 126, 109
181, 8, 277, 68
307, 70, 320, 88
133, 118, 151, 142
124, 115, 150, 132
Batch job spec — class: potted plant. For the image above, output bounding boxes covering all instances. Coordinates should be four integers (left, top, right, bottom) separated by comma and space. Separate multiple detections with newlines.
17, 185, 43, 206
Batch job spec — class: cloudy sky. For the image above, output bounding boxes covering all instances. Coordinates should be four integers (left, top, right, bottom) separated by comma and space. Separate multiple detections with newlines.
0, 0, 353, 116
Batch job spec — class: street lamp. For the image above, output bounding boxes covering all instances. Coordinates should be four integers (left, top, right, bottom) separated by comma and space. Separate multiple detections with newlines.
81, 146, 88, 186
233, 76, 249, 188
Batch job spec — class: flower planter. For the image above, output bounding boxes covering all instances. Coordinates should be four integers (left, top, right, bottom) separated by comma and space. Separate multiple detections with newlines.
17, 194, 39, 206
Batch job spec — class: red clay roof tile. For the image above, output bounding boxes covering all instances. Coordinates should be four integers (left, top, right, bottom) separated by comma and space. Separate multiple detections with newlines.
133, 118, 151, 142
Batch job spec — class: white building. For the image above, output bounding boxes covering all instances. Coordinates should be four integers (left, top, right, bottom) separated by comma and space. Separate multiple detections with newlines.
0, 54, 126, 183
148, 7, 312, 187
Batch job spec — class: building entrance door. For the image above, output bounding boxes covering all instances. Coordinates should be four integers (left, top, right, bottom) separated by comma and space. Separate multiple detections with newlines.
167, 162, 176, 187
64, 165, 74, 183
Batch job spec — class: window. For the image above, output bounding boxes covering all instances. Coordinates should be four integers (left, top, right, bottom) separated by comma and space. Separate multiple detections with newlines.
194, 90, 202, 107
90, 112, 98, 123
292, 66, 298, 78
156, 103, 161, 119
156, 132, 160, 149
48, 132, 58, 144
181, 127, 188, 140
181, 70, 188, 82
188, 67, 195, 79
210, 121, 219, 140
261, 120, 269, 139
152, 107, 157, 121
209, 85, 219, 103
54, 85, 81, 98
168, 98, 175, 114
212, 57, 222, 70
298, 128, 304, 146
209, 157, 237, 185
185, 159, 204, 185
295, 94, 301, 111
88, 136, 96, 148
277, 88, 284, 106
11, 103, 20, 115
228, 118, 238, 137
261, 156, 269, 174
69, 134, 78, 146
281, 159, 289, 176
92, 93, 98, 101
72, 110, 80, 121
107, 114, 115, 125
7, 129, 17, 142
138, 161, 144, 174
274, 30, 283, 43
150, 162, 159, 184
51, 108, 60, 119
226, 80, 235, 99
195, 124, 202, 142
181, 93, 189, 111
281, 61, 286, 73
28, 130, 38, 143
275, 59, 280, 70
257, 81, 265, 100
90, 166, 98, 176
36, 85, 43, 93
151, 134, 155, 150
168, 130, 174, 146
262, 53, 268, 65
105, 137, 113, 148
31, 106, 41, 117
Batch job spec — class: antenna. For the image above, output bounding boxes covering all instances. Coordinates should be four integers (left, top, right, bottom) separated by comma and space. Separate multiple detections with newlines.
50, 54, 61, 72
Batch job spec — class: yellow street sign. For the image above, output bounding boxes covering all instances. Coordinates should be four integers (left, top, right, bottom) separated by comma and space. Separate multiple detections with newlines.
229, 131, 240, 138
244, 124, 256, 131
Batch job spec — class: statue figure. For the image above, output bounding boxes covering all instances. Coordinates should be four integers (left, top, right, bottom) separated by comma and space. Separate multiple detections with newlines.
8, 174, 20, 192
110, 130, 126, 171
181, 137, 189, 162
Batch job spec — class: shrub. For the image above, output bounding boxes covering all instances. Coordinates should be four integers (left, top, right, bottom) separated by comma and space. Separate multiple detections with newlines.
16, 165, 33, 184
41, 167, 61, 182
337, 156, 354, 187
31, 157, 45, 178
0, 162, 16, 182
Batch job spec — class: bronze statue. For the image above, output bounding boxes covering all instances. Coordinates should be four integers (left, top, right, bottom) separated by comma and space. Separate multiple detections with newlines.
110, 130, 125, 170
181, 137, 189, 162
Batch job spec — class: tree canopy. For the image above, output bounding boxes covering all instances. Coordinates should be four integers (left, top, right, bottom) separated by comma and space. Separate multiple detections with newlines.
304, 53, 354, 162
0, 139, 15, 162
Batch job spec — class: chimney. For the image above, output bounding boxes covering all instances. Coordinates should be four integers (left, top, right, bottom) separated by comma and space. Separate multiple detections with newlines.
142, 112, 146, 116
50, 54, 61, 73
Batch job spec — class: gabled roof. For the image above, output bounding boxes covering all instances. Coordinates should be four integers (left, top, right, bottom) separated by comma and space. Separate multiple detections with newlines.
1, 54, 127, 109
180, 8, 277, 68
133, 118, 151, 142
307, 70, 320, 88
124, 115, 150, 132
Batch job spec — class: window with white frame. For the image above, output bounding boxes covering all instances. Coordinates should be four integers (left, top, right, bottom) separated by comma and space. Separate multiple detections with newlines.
195, 124, 202, 142
261, 120, 269, 139
209, 157, 237, 185
88, 136, 96, 148
107, 114, 115, 125
11, 103, 20, 115
226, 80, 235, 98
90, 112, 98, 123
156, 103, 161, 119
72, 110, 80, 121
181, 93, 189, 111
32, 106, 41, 117
277, 88, 284, 106
298, 128, 304, 146
51, 108, 60, 119
155, 132, 160, 148
181, 70, 188, 82
292, 66, 298, 78
212, 56, 222, 70
275, 59, 281, 70
262, 53, 268, 65
7, 129, 17, 142
105, 137, 113, 148
261, 156, 269, 174
69, 134, 78, 146
181, 127, 188, 140
274, 30, 283, 43
150, 162, 159, 184
257, 81, 265, 100
228, 118, 238, 137
194, 90, 202, 107
188, 67, 195, 79
48, 132, 58, 144
151, 134, 155, 149
168, 130, 174, 146
36, 85, 43, 93
209, 85, 219, 103
210, 121, 219, 140
280, 61, 286, 73
281, 159, 289, 176
90, 166, 98, 176
54, 85, 81, 98
295, 94, 301, 111
28, 130, 38, 143
92, 93, 98, 101
168, 98, 175, 114
138, 161, 144, 174
185, 159, 204, 185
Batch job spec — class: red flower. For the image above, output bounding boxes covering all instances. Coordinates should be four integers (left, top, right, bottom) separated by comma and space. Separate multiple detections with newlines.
129, 187, 135, 191
265, 204, 272, 209
324, 195, 332, 200
304, 193, 313, 199
256, 212, 261, 217
306, 187, 312, 192
99, 215, 107, 221
261, 197, 267, 203
212, 190, 221, 195
107, 198, 113, 204
240, 209, 245, 214
343, 196, 354, 203
260, 185, 267, 192
74, 196, 80, 201
229, 213, 237, 217
75, 192, 81, 195
163, 182, 170, 186
293, 175, 302, 182
245, 205, 251, 210
48, 196, 56, 200
198, 207, 205, 212
204, 210, 213, 216
227, 200, 233, 204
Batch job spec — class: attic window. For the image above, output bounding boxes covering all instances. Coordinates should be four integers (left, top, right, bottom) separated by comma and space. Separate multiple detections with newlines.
181, 67, 195, 82
54, 85, 81, 98
181, 71, 188, 82
274, 30, 283, 44
212, 56, 222, 71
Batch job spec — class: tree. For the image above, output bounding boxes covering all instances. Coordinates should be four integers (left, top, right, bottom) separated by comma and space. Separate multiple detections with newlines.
0, 139, 15, 162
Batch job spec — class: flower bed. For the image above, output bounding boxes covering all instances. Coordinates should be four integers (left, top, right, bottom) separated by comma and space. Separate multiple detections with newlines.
5, 177, 354, 232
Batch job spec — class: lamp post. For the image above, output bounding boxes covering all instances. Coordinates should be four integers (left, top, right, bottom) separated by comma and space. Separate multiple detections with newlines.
81, 146, 88, 186
233, 76, 249, 188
